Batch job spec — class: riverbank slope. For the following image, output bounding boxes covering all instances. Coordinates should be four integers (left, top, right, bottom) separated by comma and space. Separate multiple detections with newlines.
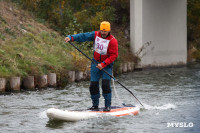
0, 1, 134, 87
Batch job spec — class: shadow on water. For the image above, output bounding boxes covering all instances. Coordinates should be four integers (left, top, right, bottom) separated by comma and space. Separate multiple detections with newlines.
46, 119, 75, 129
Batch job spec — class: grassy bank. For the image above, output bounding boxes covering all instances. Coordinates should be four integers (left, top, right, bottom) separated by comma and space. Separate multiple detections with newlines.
0, 30, 91, 77
0, 1, 133, 80
0, 1, 92, 78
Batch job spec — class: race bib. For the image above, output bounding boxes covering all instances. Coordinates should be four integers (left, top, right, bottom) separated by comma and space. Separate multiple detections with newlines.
94, 36, 110, 55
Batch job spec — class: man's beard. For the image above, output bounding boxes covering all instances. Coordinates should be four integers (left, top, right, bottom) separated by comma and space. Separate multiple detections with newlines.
101, 34, 107, 39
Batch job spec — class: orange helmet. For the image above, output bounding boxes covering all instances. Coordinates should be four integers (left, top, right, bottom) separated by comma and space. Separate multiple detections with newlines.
100, 21, 111, 31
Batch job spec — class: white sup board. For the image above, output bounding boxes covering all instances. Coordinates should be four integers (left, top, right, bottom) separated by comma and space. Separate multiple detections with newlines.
46, 106, 139, 121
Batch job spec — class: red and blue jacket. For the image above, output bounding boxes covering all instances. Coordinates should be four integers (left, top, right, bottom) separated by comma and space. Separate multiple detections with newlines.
67, 31, 118, 68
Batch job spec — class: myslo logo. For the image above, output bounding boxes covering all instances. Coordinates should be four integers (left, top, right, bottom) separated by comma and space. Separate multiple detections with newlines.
167, 122, 194, 128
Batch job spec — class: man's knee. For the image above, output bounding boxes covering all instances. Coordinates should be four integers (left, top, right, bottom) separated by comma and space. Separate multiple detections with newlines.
102, 79, 111, 94
89, 81, 99, 95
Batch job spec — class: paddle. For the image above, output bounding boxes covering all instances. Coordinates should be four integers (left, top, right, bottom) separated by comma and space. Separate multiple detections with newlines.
68, 41, 144, 107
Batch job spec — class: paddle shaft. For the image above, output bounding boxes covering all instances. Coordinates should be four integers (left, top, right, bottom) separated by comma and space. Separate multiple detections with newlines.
68, 41, 144, 107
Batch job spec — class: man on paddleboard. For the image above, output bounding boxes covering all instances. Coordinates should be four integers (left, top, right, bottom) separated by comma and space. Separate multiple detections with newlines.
65, 21, 118, 111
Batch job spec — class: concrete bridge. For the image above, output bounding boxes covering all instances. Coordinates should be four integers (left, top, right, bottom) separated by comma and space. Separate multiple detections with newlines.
130, 0, 187, 68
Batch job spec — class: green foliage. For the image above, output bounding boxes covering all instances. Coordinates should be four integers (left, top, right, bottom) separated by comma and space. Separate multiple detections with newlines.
4, 27, 16, 39
0, 15, 7, 24
193, 49, 200, 61
11, 0, 128, 34
63, 18, 83, 35
0, 32, 5, 41
188, 0, 200, 49
187, 0, 200, 60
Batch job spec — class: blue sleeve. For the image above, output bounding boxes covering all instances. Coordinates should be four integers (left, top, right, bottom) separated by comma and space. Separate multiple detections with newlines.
67, 31, 95, 42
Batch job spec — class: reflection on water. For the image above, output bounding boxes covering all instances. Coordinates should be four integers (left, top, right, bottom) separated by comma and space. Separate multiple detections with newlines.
0, 64, 200, 133
46, 120, 66, 129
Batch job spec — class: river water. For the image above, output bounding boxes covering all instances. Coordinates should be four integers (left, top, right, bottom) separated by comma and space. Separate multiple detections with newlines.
0, 64, 200, 133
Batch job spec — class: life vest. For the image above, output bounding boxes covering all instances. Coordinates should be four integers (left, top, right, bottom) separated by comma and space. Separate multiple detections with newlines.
93, 31, 117, 63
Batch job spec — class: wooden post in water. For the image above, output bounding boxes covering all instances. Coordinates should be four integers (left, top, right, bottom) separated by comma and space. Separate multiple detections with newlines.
87, 70, 90, 79
75, 71, 83, 82
23, 76, 35, 90
68, 71, 75, 83
122, 63, 128, 73
120, 64, 123, 73
48, 73, 57, 87
127, 62, 132, 72
83, 70, 90, 80
0, 78, 6, 93
37, 75, 48, 88
131, 62, 135, 71
135, 62, 142, 70
10, 77, 21, 92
